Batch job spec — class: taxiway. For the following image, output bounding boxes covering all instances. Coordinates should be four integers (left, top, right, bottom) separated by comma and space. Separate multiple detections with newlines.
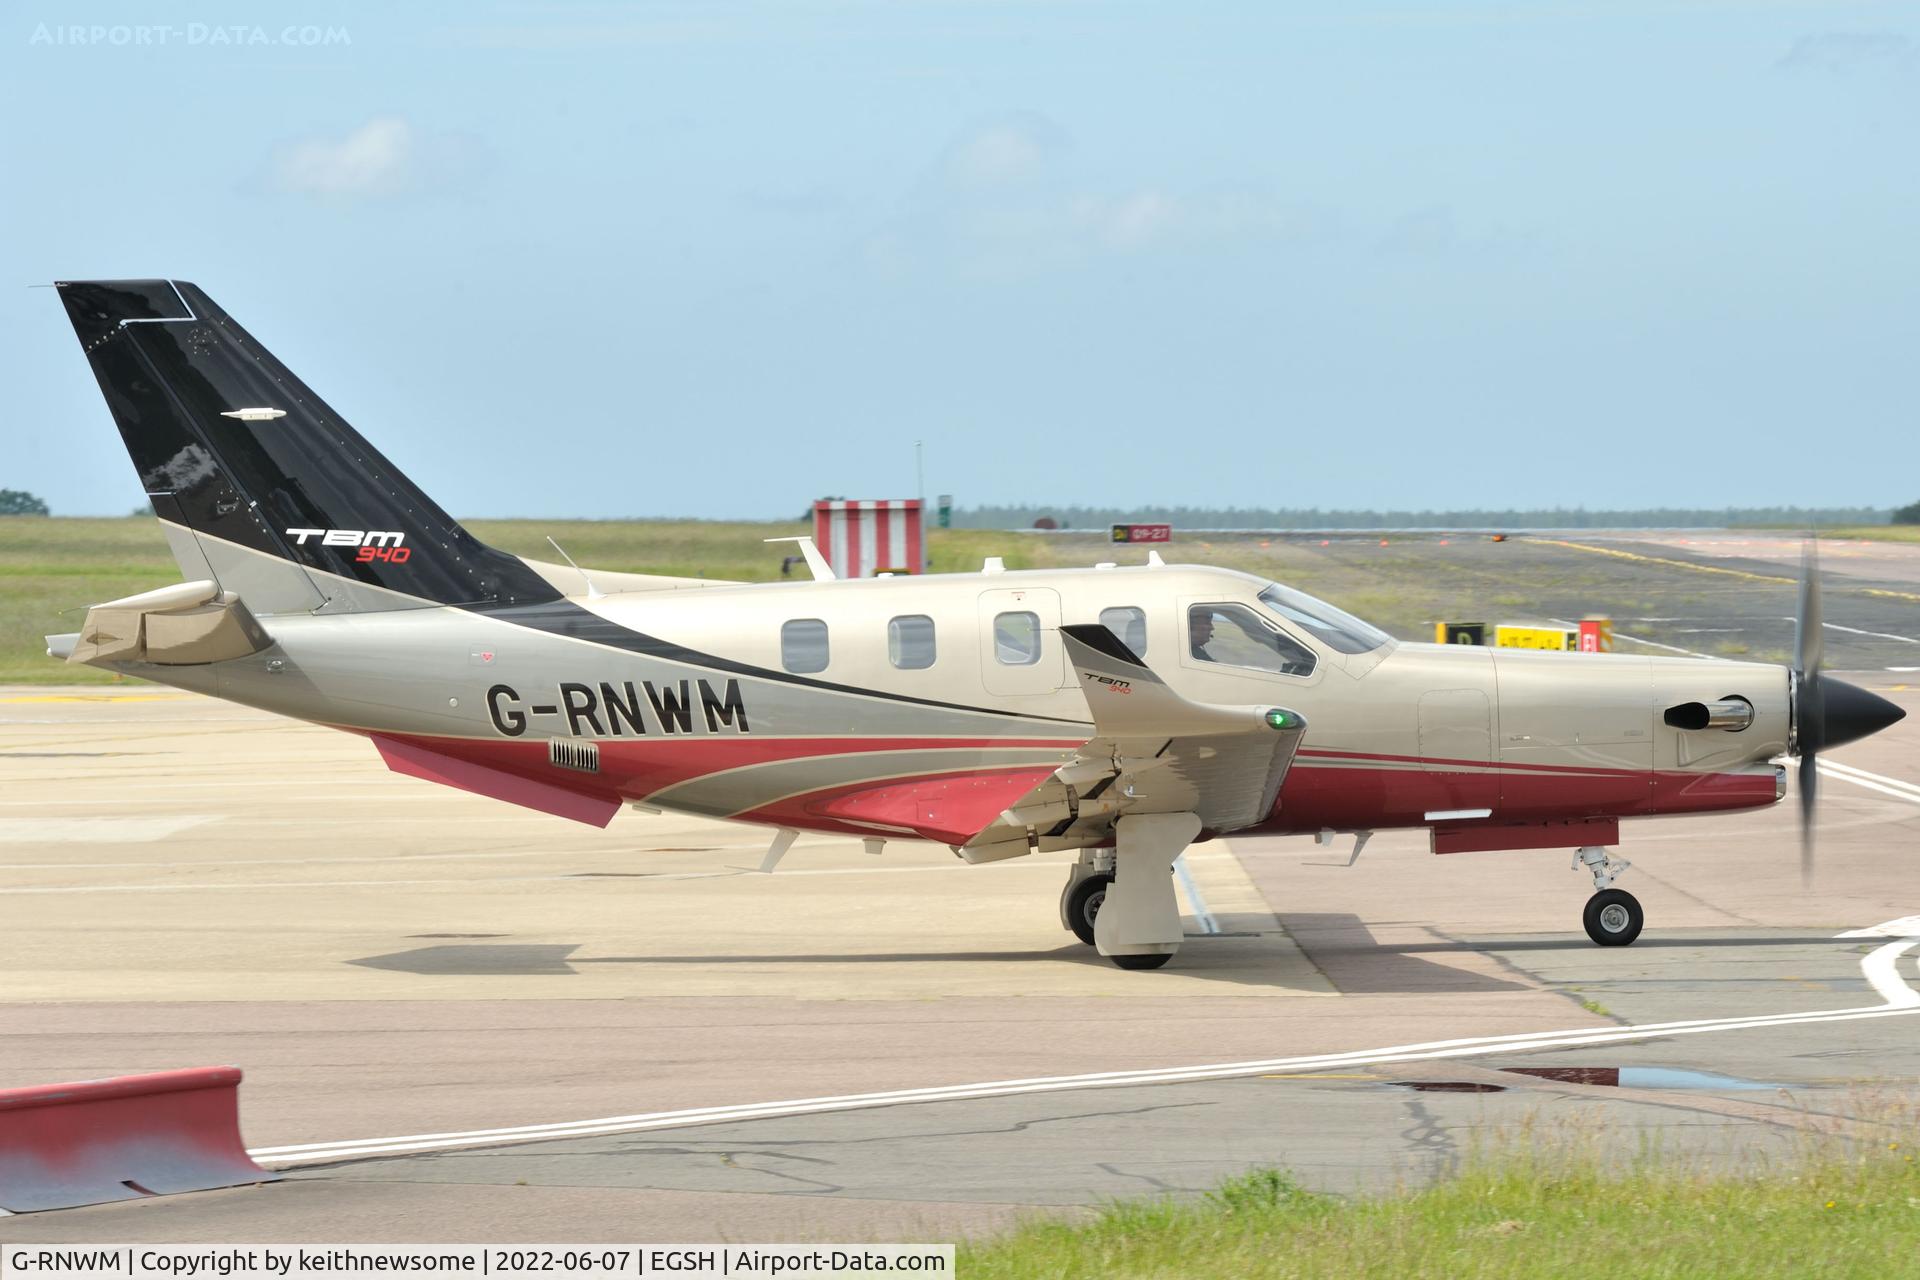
2, 670, 1916, 1241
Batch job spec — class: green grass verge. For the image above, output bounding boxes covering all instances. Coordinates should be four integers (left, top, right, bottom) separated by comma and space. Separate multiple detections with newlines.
960, 1135, 1920, 1280
1817, 525, 1920, 544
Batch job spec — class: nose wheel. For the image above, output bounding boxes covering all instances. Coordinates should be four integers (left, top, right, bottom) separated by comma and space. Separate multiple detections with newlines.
1583, 888, 1644, 946
1573, 846, 1642, 946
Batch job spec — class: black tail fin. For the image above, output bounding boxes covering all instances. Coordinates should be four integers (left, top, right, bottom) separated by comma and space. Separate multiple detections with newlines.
57, 279, 558, 613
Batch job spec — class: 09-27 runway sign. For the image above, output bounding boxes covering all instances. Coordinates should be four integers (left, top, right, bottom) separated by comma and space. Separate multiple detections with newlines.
1111, 523, 1172, 544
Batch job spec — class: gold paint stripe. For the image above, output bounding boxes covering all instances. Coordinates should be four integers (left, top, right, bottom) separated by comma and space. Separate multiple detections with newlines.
1537, 539, 1797, 586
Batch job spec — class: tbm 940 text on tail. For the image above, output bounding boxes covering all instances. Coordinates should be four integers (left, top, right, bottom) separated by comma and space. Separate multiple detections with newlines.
47, 280, 1904, 969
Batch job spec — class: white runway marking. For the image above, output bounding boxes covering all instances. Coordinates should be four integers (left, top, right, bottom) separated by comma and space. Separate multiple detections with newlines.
1817, 621, 1919, 645
252, 930, 1920, 1168
0, 816, 217, 843
1818, 760, 1920, 807
1550, 618, 1713, 659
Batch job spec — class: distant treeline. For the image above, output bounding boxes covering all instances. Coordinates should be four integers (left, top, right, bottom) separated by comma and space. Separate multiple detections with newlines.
954, 505, 1893, 531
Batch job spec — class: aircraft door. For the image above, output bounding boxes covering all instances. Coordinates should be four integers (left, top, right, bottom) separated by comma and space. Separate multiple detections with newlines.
977, 587, 1067, 697
1417, 689, 1498, 817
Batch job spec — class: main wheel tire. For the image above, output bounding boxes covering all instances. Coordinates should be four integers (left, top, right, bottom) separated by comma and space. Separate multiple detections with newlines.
1583, 888, 1644, 947
1065, 873, 1113, 947
1110, 952, 1174, 971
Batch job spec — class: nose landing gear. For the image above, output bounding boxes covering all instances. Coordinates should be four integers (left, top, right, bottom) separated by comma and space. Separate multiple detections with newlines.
1575, 846, 1642, 946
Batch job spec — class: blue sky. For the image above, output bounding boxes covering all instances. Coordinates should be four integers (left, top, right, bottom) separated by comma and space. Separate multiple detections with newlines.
4, 2, 1915, 518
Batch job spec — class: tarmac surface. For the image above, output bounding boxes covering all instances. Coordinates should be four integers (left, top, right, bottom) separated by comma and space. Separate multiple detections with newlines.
3, 538, 1919, 1242
1605, 530, 1920, 591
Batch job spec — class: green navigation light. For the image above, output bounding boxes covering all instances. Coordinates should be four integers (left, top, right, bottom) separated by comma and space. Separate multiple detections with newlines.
1265, 708, 1297, 731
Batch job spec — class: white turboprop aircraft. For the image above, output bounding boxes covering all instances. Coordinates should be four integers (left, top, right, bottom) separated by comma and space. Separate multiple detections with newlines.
47, 280, 1904, 968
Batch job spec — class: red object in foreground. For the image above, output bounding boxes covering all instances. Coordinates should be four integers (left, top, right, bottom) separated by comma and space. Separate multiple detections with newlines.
0, 1066, 278, 1212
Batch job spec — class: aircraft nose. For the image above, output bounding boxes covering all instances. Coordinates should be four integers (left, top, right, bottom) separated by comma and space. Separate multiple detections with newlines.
1820, 677, 1906, 751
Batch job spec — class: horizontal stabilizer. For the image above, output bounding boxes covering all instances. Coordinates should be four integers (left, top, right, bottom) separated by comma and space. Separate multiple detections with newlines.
65, 579, 272, 667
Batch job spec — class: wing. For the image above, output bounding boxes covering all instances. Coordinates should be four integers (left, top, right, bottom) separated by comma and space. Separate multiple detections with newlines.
961, 624, 1308, 861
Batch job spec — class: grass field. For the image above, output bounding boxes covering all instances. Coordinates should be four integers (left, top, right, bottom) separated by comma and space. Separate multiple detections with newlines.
5, 516, 1911, 682
1818, 525, 1920, 544
962, 1123, 1920, 1279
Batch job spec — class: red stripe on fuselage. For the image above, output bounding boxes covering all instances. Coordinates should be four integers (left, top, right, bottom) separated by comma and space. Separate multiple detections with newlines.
1268, 761, 1777, 833
732, 767, 1060, 845
353, 730, 1776, 842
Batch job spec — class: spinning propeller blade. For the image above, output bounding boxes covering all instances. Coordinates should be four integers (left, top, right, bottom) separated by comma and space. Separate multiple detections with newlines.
1789, 535, 1906, 886
1794, 538, 1822, 887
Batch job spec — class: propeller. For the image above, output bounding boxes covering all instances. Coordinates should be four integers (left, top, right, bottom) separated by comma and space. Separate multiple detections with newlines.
1789, 535, 1907, 886
1792, 537, 1823, 887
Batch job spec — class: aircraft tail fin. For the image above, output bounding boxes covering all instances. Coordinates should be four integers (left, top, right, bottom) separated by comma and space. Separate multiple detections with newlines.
56, 279, 559, 614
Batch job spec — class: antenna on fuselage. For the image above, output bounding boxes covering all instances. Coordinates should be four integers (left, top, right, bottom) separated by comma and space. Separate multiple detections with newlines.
545, 536, 604, 600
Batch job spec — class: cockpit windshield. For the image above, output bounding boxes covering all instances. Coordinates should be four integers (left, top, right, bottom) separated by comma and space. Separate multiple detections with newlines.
1258, 583, 1393, 656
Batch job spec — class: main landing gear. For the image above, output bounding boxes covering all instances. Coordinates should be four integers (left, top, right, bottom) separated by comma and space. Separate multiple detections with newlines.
1059, 813, 1201, 971
1575, 845, 1643, 947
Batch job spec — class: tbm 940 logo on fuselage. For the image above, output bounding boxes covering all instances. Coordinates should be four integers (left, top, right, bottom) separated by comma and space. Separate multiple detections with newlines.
487, 680, 750, 738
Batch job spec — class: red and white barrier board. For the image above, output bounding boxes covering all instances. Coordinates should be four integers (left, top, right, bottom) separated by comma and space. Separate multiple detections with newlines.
0, 1066, 277, 1212
813, 500, 925, 578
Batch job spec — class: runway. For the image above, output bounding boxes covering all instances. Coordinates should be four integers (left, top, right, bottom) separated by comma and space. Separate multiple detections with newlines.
2, 677, 1918, 1241
1600, 531, 1920, 593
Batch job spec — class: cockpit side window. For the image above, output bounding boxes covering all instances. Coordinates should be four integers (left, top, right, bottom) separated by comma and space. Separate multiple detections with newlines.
1187, 603, 1315, 677
1257, 584, 1392, 655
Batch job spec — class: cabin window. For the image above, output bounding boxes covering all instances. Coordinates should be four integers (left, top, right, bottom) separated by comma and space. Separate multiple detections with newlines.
888, 615, 937, 670
993, 611, 1043, 666
1098, 606, 1148, 657
1187, 603, 1315, 677
781, 618, 830, 673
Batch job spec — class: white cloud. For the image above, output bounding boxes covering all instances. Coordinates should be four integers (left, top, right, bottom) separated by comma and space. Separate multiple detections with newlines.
934, 113, 1069, 190
1774, 32, 1914, 74
859, 116, 1361, 280
273, 117, 416, 197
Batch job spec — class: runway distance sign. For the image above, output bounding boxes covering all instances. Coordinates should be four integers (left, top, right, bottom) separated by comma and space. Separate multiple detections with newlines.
1111, 523, 1172, 544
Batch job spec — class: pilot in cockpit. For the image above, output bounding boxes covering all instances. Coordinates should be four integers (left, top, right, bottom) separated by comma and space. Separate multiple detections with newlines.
1188, 609, 1218, 662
